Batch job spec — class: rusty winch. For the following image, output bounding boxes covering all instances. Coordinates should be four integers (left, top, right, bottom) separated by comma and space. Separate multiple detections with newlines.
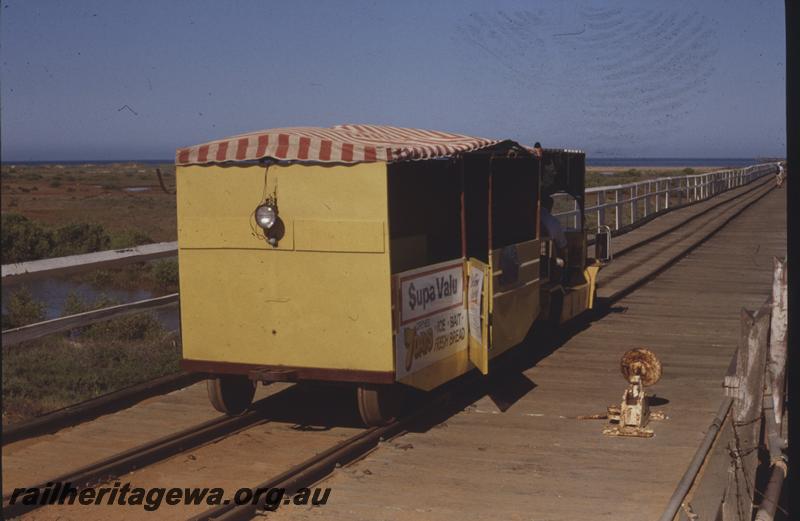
603, 348, 666, 437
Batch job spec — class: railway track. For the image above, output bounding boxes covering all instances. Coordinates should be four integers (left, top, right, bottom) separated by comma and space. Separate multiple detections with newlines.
2, 176, 776, 521
1, 372, 204, 446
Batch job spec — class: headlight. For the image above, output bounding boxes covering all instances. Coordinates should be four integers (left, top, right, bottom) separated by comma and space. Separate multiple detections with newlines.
255, 204, 277, 229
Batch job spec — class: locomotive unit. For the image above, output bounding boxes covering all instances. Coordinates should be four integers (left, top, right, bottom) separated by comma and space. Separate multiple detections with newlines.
175, 125, 608, 425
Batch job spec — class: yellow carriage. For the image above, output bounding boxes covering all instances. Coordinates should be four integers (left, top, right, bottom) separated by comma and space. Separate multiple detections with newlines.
175, 125, 603, 425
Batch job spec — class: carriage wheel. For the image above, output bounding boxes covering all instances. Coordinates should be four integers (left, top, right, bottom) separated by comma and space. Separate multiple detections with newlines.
207, 375, 256, 415
356, 385, 403, 427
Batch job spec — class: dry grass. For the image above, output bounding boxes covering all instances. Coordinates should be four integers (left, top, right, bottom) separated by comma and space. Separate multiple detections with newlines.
1, 162, 177, 242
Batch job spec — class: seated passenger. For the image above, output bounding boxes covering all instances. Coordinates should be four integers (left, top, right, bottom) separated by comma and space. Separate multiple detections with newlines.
533, 142, 543, 159
540, 194, 567, 270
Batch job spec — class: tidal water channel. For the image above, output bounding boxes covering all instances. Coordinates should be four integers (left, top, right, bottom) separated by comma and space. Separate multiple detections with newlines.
2, 275, 180, 332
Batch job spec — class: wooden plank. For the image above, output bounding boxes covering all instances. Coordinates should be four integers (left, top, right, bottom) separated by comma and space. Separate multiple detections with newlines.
1, 241, 177, 285
1, 293, 179, 347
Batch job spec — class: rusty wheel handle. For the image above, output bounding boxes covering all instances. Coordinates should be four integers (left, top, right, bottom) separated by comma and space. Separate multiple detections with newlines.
620, 348, 662, 387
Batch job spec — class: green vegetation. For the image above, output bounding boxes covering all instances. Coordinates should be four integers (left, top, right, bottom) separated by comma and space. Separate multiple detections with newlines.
1, 214, 54, 263
152, 259, 179, 289
2, 334, 181, 424
0, 163, 181, 425
2, 292, 180, 425
62, 292, 167, 341
1, 213, 154, 263
1, 287, 46, 329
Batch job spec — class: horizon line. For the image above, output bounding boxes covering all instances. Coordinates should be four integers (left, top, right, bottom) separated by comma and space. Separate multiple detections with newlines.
0, 155, 785, 164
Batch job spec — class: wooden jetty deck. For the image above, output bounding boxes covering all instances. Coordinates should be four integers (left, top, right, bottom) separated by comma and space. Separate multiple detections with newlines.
268, 183, 785, 521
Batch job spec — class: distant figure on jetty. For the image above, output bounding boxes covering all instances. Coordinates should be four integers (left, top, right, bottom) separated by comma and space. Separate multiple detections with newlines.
776, 162, 785, 188
533, 142, 543, 159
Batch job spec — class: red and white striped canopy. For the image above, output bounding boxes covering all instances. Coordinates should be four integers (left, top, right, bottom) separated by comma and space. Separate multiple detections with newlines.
175, 124, 500, 165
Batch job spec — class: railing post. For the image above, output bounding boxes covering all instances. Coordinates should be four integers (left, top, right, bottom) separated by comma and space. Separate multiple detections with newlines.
665, 179, 670, 209
722, 305, 770, 521
655, 180, 660, 212
643, 182, 650, 217
614, 189, 620, 230
631, 185, 638, 224
767, 257, 787, 425
573, 199, 578, 230
597, 190, 606, 227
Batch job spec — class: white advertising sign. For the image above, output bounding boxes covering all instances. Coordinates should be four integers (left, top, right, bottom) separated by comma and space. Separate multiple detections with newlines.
468, 265, 484, 344
395, 260, 468, 379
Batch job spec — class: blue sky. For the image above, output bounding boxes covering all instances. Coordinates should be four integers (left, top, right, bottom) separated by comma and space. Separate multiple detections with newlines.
0, 0, 786, 160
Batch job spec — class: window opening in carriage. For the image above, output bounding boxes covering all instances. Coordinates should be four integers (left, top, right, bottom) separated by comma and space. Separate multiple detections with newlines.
461, 153, 491, 263
540, 150, 586, 231
387, 158, 463, 273
490, 155, 539, 249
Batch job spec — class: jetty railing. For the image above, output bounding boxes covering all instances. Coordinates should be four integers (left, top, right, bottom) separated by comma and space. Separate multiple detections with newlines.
659, 258, 787, 521
2, 242, 178, 347
552, 163, 778, 231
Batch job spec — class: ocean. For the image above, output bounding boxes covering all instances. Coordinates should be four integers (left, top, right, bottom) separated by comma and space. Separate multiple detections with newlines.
585, 158, 771, 168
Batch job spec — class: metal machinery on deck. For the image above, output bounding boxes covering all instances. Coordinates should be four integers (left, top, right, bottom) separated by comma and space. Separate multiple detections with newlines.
175, 125, 611, 425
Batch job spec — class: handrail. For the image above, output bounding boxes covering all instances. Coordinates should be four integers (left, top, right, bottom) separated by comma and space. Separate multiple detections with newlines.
2, 294, 179, 347
552, 162, 778, 230
2, 242, 179, 347
1, 241, 178, 285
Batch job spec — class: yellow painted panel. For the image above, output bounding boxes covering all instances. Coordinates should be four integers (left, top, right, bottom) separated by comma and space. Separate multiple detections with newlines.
585, 265, 600, 309
295, 220, 384, 253
181, 217, 295, 250
491, 281, 540, 355
467, 258, 490, 375
492, 261, 539, 293
179, 249, 393, 370
489, 239, 541, 354
177, 162, 394, 372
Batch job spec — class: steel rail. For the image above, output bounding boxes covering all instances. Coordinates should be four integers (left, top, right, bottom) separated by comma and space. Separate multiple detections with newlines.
1, 389, 289, 518
186, 419, 407, 521
2, 371, 204, 446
